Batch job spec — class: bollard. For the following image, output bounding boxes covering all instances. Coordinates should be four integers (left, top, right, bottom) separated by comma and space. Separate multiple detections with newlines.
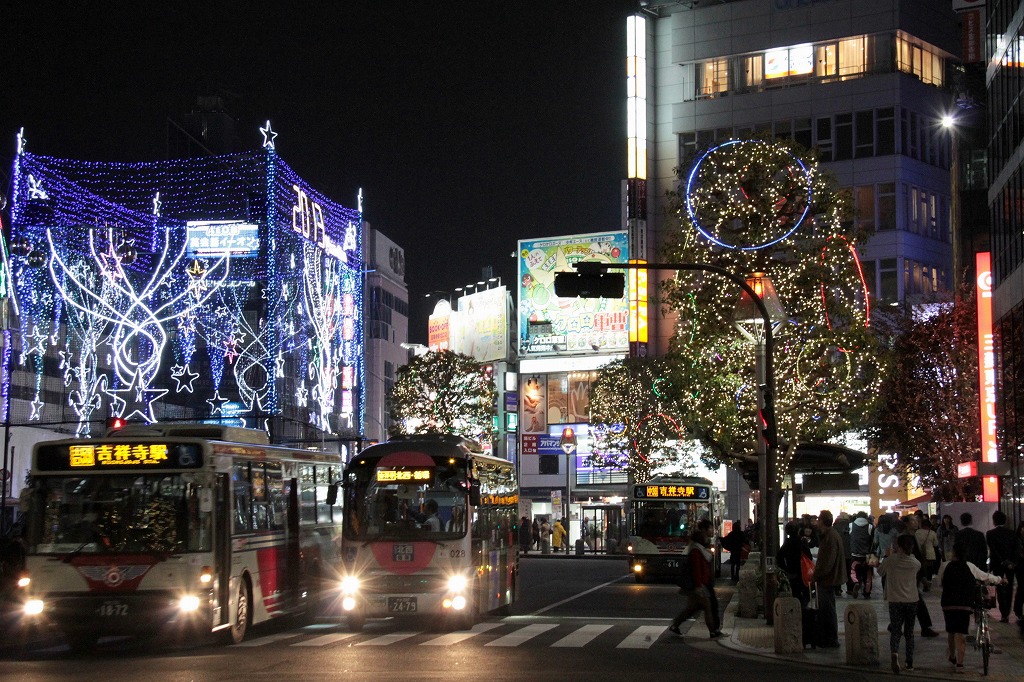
844, 603, 879, 665
736, 551, 761, 618
575, 538, 585, 556
773, 596, 803, 653
606, 538, 618, 555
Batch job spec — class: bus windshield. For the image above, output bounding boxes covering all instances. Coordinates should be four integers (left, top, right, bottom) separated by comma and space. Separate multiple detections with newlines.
633, 500, 714, 540
345, 455, 469, 542
24, 474, 212, 554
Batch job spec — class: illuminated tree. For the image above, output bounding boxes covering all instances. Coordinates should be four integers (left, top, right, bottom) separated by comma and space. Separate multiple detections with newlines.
656, 138, 883, 484
588, 357, 697, 483
871, 292, 982, 501
389, 350, 496, 443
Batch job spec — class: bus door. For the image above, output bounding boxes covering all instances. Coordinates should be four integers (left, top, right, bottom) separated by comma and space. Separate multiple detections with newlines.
215, 472, 231, 626
286, 477, 301, 608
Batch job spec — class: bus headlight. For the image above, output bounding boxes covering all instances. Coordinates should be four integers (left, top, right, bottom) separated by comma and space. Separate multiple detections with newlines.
179, 595, 202, 612
342, 596, 357, 612
24, 599, 44, 616
632, 563, 643, 574
199, 566, 213, 585
340, 576, 360, 595
450, 595, 467, 611
17, 572, 31, 589
446, 575, 468, 593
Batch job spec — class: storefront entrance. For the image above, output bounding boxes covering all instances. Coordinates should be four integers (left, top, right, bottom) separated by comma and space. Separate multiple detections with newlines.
581, 505, 624, 553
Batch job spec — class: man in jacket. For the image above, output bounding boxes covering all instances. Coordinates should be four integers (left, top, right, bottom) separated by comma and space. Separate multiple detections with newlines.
849, 511, 874, 598
668, 527, 724, 639
986, 510, 1018, 622
811, 509, 846, 648
957, 512, 988, 570
879, 534, 922, 673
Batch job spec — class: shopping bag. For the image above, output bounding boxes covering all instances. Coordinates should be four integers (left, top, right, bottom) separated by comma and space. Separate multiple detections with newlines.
800, 553, 815, 587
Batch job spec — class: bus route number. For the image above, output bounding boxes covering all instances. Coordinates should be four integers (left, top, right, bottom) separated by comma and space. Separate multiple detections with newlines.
449, 549, 465, 558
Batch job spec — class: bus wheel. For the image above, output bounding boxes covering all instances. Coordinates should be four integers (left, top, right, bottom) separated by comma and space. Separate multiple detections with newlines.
228, 578, 251, 644
347, 614, 365, 633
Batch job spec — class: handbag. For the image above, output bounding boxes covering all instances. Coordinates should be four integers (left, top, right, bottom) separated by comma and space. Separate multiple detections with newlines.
866, 552, 880, 567
800, 553, 815, 587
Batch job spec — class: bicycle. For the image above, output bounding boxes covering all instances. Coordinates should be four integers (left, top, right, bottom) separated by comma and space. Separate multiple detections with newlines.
973, 582, 996, 675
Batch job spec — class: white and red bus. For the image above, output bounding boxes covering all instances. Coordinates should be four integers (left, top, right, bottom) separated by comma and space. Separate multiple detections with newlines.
13, 424, 343, 648
626, 476, 724, 582
338, 434, 517, 631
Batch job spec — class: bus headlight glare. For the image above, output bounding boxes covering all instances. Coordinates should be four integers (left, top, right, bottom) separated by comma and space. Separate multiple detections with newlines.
24, 599, 44, 616
632, 563, 643, 573
341, 576, 360, 595
447, 575, 468, 592
17, 574, 31, 588
451, 595, 466, 610
342, 596, 356, 611
179, 595, 201, 612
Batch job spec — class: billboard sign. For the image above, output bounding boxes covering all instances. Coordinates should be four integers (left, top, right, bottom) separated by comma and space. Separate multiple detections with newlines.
454, 286, 508, 362
518, 231, 629, 356
186, 220, 260, 258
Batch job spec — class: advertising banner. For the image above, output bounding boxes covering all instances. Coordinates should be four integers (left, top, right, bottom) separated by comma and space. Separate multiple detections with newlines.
454, 286, 507, 362
518, 231, 629, 356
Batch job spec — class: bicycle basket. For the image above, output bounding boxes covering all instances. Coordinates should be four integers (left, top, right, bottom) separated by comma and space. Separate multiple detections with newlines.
977, 584, 997, 609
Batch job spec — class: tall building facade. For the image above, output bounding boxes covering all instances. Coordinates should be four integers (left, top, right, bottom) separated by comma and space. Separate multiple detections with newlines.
636, 0, 961, 354
363, 225, 409, 445
988, 0, 1024, 522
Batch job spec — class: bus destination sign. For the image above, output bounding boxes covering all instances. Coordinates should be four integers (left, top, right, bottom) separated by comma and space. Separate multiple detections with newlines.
634, 484, 710, 500
375, 468, 433, 484
35, 442, 205, 472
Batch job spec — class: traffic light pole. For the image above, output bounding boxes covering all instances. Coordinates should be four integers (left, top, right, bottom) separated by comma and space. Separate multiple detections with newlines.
562, 261, 779, 620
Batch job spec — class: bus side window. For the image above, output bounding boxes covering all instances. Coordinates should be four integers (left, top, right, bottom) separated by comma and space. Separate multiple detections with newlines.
299, 465, 317, 524
266, 463, 285, 531
233, 463, 252, 533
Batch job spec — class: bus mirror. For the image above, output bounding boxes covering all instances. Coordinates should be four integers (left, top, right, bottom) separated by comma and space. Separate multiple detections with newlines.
199, 488, 213, 514
326, 483, 339, 506
469, 480, 481, 507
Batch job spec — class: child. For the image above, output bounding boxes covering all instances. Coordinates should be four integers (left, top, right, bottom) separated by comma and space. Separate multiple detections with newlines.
878, 534, 921, 673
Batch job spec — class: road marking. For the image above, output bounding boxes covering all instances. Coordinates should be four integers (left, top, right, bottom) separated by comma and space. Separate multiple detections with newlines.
293, 632, 360, 647
357, 631, 420, 646
616, 625, 666, 649
420, 622, 504, 645
531, 574, 631, 616
485, 623, 558, 647
234, 632, 302, 647
551, 624, 613, 648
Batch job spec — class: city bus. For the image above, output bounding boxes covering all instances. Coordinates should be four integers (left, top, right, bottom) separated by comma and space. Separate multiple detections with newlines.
13, 424, 343, 648
338, 434, 517, 631
625, 476, 724, 583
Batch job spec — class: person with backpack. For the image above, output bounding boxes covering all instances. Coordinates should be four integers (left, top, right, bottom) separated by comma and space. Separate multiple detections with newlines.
668, 526, 724, 639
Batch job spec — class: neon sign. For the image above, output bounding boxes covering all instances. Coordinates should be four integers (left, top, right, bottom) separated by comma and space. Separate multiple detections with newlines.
975, 252, 998, 502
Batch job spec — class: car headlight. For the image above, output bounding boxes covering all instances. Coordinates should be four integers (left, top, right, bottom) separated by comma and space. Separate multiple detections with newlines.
180, 595, 202, 612
341, 576, 360, 595
24, 599, 44, 616
17, 573, 31, 589
447, 575, 468, 593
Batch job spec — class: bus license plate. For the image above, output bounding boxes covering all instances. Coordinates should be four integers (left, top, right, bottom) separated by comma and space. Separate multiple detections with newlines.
387, 597, 417, 613
97, 600, 129, 617
393, 544, 414, 562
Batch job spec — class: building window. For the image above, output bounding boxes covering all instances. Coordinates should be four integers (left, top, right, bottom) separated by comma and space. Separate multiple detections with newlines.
816, 117, 833, 162
855, 185, 875, 232
699, 58, 729, 98
855, 110, 874, 158
835, 113, 853, 160
878, 183, 896, 231
880, 258, 899, 302
896, 33, 943, 87
877, 108, 895, 155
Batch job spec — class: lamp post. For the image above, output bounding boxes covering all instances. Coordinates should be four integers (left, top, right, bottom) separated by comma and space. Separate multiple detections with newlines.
555, 260, 782, 619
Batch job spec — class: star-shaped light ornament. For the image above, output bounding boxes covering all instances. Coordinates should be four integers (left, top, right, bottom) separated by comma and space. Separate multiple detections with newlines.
104, 369, 168, 423
16, 127, 26, 154
27, 174, 48, 200
170, 364, 200, 393
260, 120, 278, 150
153, 191, 162, 217
206, 390, 231, 416
29, 397, 44, 421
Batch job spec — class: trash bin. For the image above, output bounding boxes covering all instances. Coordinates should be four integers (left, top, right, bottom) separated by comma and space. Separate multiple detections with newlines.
575, 539, 585, 556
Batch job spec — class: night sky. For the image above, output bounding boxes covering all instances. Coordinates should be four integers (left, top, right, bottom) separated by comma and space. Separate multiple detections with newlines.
0, 1, 637, 343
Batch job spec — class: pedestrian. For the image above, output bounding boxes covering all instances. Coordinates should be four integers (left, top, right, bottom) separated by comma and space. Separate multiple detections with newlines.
957, 512, 988, 570
581, 517, 591, 550
552, 517, 567, 553
986, 510, 1018, 623
879, 534, 921, 673
1012, 521, 1024, 629
898, 515, 940, 638
810, 509, 846, 648
722, 520, 748, 583
939, 539, 1006, 672
532, 518, 540, 551
668, 526, 724, 639
696, 518, 721, 627
849, 511, 874, 598
518, 516, 532, 555
914, 517, 939, 589
937, 514, 958, 563
777, 521, 813, 607
835, 513, 854, 597
540, 517, 551, 554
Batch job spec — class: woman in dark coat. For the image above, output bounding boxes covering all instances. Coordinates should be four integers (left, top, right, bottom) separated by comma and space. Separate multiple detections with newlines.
777, 521, 813, 606
519, 516, 533, 555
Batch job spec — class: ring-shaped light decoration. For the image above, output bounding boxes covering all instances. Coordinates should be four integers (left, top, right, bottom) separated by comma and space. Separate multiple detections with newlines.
631, 412, 684, 463
795, 340, 852, 395
819, 235, 871, 351
685, 139, 814, 251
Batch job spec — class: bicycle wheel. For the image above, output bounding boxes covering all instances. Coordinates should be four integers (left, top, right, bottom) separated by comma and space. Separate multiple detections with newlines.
981, 637, 991, 676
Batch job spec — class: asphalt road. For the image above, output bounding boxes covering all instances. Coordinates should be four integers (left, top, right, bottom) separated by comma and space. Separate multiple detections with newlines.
0, 558, 913, 681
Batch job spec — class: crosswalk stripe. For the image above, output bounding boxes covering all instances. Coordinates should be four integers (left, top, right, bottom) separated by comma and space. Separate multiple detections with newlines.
421, 622, 504, 646
356, 631, 421, 646
616, 625, 667, 649
293, 632, 360, 647
485, 623, 558, 647
234, 632, 302, 647
551, 624, 613, 648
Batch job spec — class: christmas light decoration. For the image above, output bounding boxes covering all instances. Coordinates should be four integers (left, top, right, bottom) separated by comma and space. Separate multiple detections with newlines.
6, 126, 363, 440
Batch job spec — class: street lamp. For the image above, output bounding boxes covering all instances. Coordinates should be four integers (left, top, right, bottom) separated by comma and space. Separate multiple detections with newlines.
732, 272, 784, 623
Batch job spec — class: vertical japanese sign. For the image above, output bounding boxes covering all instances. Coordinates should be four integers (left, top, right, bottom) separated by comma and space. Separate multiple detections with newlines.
975, 252, 998, 502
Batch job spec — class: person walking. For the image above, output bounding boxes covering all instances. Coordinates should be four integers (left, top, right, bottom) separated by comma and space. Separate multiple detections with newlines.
937, 514, 959, 563
811, 509, 846, 648
1012, 522, 1024, 629
668, 527, 724, 639
986, 510, 1018, 623
518, 516, 532, 555
879, 534, 922, 673
777, 521, 813, 607
552, 517, 567, 554
850, 511, 874, 598
939, 540, 1006, 672
899, 515, 940, 638
957, 512, 988, 570
915, 517, 939, 589
722, 520, 748, 583
532, 518, 540, 551
539, 517, 551, 554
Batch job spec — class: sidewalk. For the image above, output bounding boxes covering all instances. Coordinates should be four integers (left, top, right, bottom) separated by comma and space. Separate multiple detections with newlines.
715, 583, 1024, 680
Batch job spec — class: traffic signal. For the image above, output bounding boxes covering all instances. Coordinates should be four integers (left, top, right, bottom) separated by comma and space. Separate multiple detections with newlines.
758, 390, 777, 449
553, 271, 626, 299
